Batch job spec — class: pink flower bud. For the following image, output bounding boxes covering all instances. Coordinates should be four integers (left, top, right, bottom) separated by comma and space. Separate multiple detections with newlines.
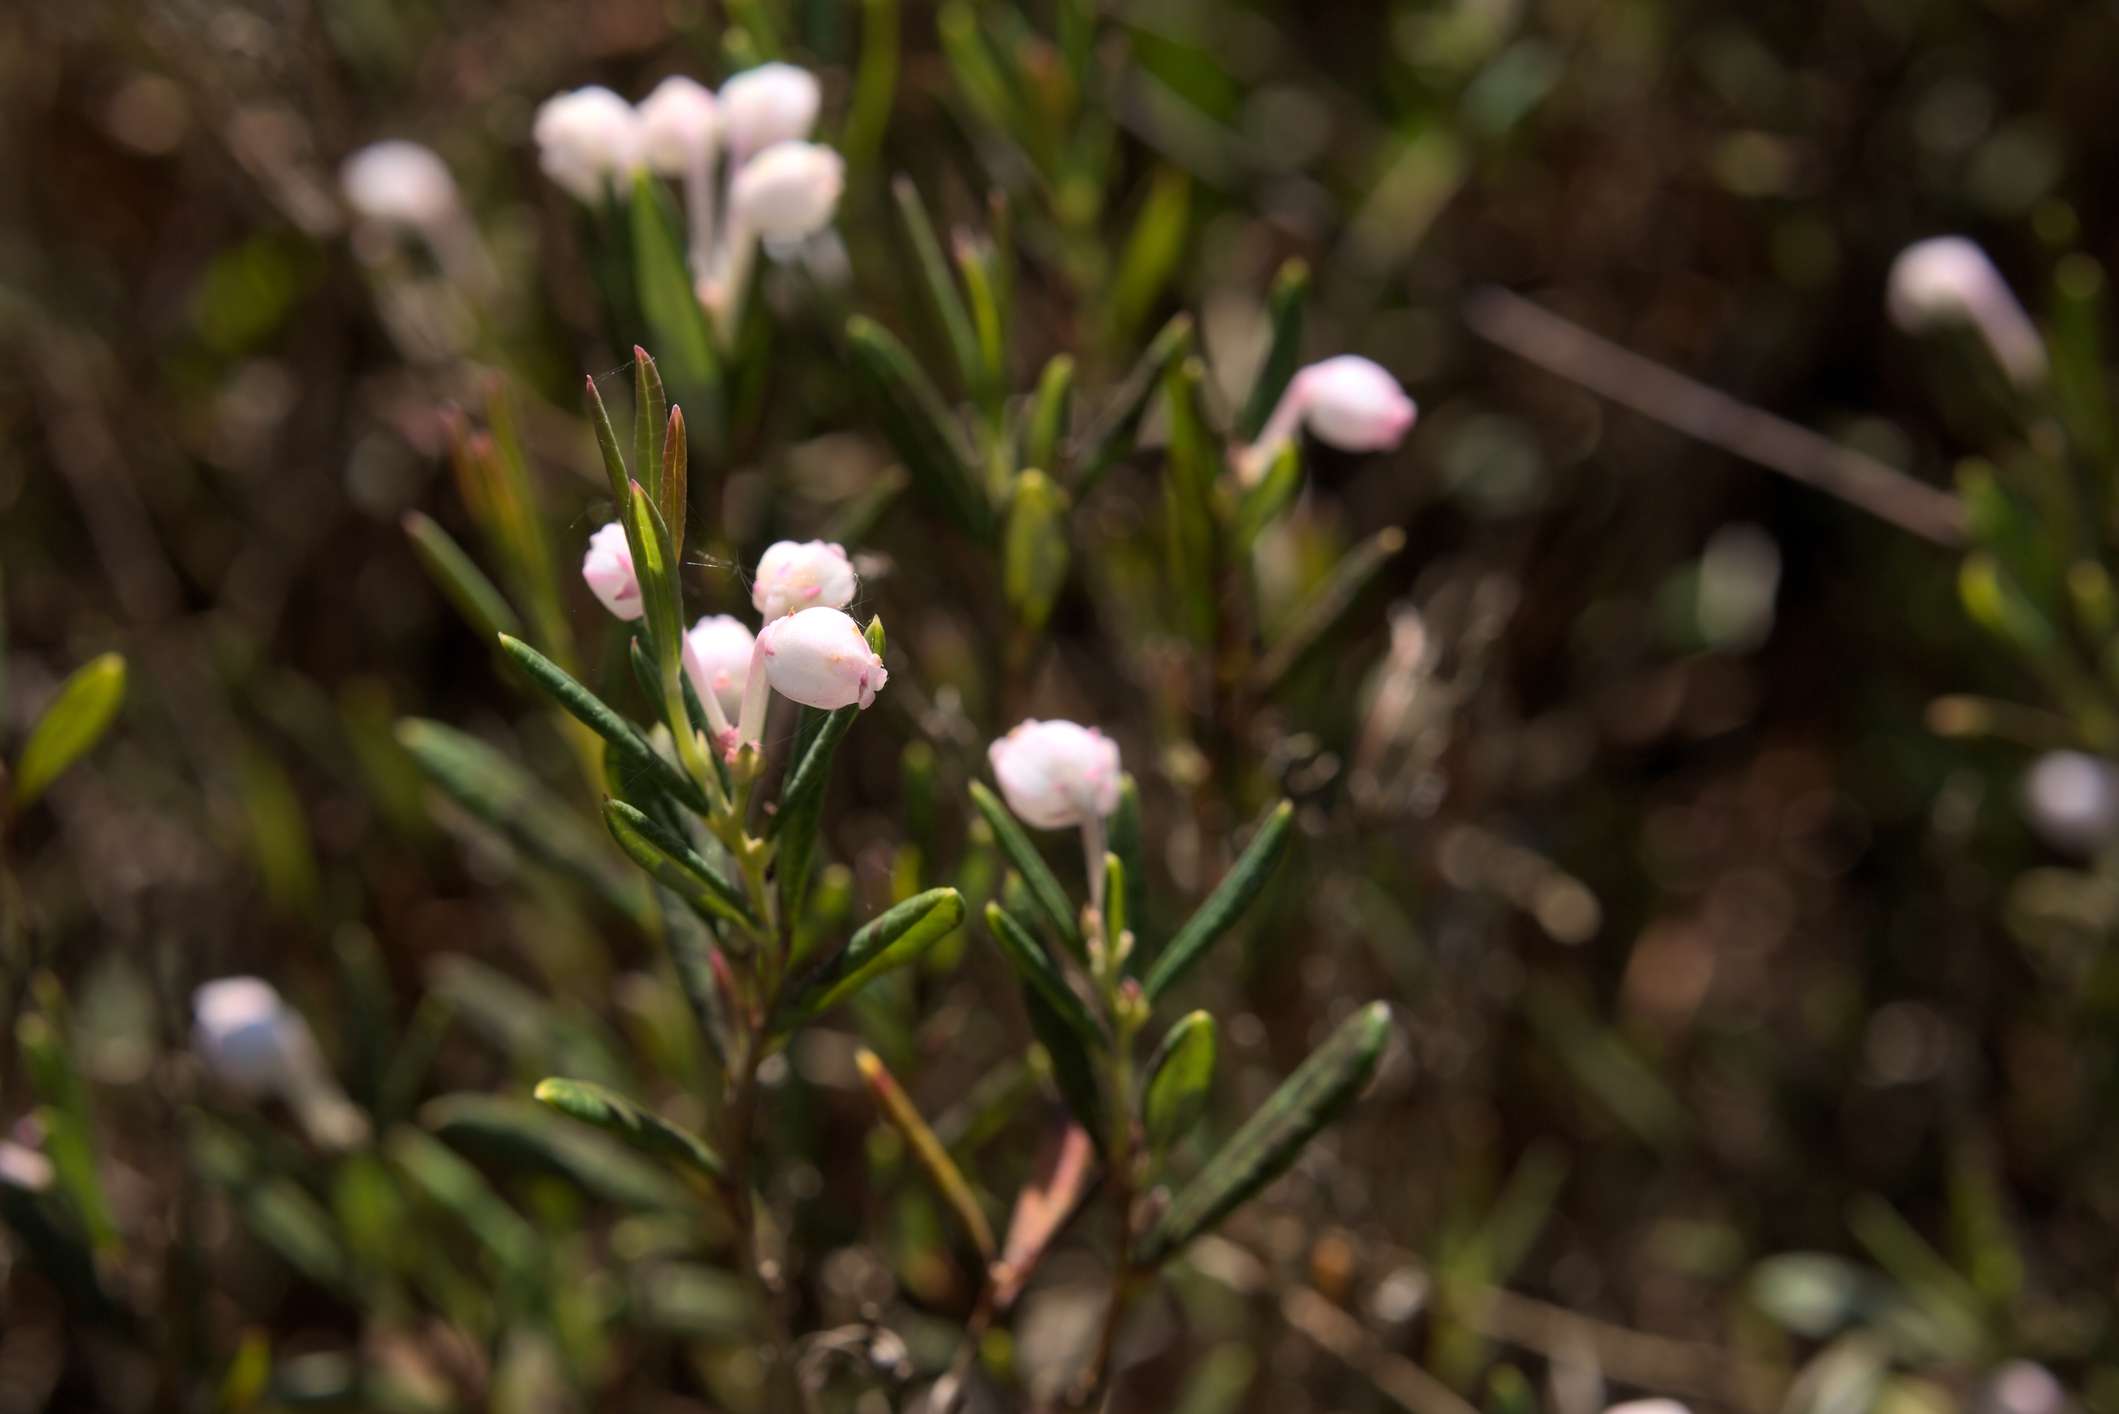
533, 86, 642, 202
729, 141, 844, 242
988, 719, 1121, 830
2021, 750, 2119, 854
636, 76, 719, 175
340, 140, 458, 230
718, 62, 820, 160
583, 521, 643, 620
191, 977, 306, 1096
1888, 236, 2047, 386
758, 607, 887, 711
752, 538, 857, 621
1296, 356, 1419, 451
683, 613, 756, 723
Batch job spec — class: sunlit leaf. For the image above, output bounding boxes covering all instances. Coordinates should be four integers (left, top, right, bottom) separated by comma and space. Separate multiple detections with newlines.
12, 653, 125, 811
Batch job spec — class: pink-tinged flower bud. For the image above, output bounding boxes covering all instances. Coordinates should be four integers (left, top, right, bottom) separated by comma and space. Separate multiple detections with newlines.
636, 75, 719, 175
988, 719, 1122, 830
758, 607, 887, 710
533, 86, 642, 202
340, 140, 459, 230
1979, 1362, 2066, 1414
752, 538, 857, 621
729, 141, 844, 242
1888, 236, 2048, 386
192, 977, 302, 1096
1296, 356, 1419, 451
2021, 750, 2119, 854
683, 613, 756, 723
0, 1138, 53, 1193
583, 521, 643, 620
718, 62, 821, 160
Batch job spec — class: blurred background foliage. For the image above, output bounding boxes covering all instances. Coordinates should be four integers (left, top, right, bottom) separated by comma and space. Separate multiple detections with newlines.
5, 0, 2119, 1410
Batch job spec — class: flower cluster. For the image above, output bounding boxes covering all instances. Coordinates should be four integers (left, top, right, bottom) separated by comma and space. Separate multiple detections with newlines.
534, 63, 843, 333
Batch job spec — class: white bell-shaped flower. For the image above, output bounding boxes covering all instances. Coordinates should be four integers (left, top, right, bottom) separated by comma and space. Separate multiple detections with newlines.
582, 521, 643, 621
729, 141, 844, 242
757, 606, 886, 711
1242, 354, 1416, 482
718, 62, 821, 159
988, 719, 1122, 830
683, 614, 757, 723
340, 140, 459, 230
533, 85, 642, 202
752, 538, 857, 621
192, 977, 369, 1148
2021, 750, 2119, 854
1888, 236, 2048, 386
636, 75, 719, 176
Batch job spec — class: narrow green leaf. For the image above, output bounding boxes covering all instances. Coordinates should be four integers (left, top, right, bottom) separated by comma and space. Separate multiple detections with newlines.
661, 404, 689, 566
386, 1126, 540, 1280
1102, 850, 1127, 950
533, 1077, 725, 1182
18, 1004, 118, 1252
625, 482, 684, 682
1078, 312, 1192, 494
778, 888, 965, 1029
12, 653, 125, 811
968, 781, 1083, 956
1003, 469, 1071, 631
1024, 353, 1074, 476
603, 800, 754, 933
1135, 1001, 1391, 1264
632, 346, 668, 509
856, 1048, 996, 1258
773, 704, 858, 920
1234, 442, 1303, 549
1110, 774, 1147, 966
1144, 801, 1294, 1001
846, 315, 993, 539
395, 718, 650, 922
893, 175, 982, 394
584, 374, 630, 507
404, 511, 522, 645
496, 635, 709, 814
1237, 258, 1310, 441
842, 0, 900, 173
985, 902, 1101, 1045
1106, 166, 1191, 351
1161, 355, 1219, 645
1142, 1010, 1216, 1153
422, 1094, 692, 1211
954, 229, 1007, 409
1254, 528, 1407, 696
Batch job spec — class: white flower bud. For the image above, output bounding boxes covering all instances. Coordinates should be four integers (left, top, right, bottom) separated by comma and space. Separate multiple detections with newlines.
988, 719, 1122, 830
1297, 355, 1419, 451
1979, 1362, 2068, 1414
533, 85, 642, 202
2021, 750, 2119, 854
758, 607, 886, 710
683, 613, 756, 723
583, 521, 643, 621
0, 1139, 54, 1193
752, 538, 857, 621
340, 140, 459, 230
718, 62, 821, 159
636, 75, 719, 176
729, 141, 844, 242
193, 976, 303, 1095
1888, 236, 2048, 386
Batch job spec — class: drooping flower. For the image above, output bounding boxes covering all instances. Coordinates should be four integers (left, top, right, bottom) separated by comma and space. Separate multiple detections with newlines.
683, 614, 757, 723
757, 606, 887, 711
752, 539, 857, 621
583, 521, 643, 620
636, 76, 719, 175
533, 86, 642, 202
1241, 354, 1417, 482
728, 140, 845, 243
340, 140, 459, 230
718, 62, 821, 160
988, 719, 1122, 830
1887, 235, 2048, 386
192, 977, 369, 1148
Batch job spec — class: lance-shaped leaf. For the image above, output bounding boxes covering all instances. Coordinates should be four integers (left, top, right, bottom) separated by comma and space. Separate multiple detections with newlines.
856, 1048, 996, 1259
985, 902, 1101, 1046
1003, 469, 1071, 632
1101, 850, 1128, 951
1237, 258, 1310, 441
18, 1003, 118, 1253
1234, 442, 1302, 549
496, 636, 709, 814
603, 800, 754, 933
1144, 801, 1294, 1001
846, 315, 993, 539
585, 374, 630, 507
777, 887, 965, 1030
396, 719, 649, 922
626, 481, 684, 679
1078, 313, 1191, 494
992, 1122, 1096, 1310
422, 1094, 691, 1211
628, 177, 722, 445
893, 175, 981, 394
12, 653, 125, 811
968, 781, 1083, 956
532, 1078, 725, 1184
773, 704, 857, 920
386, 1126, 540, 1281
1106, 166, 1191, 351
1254, 528, 1406, 695
1110, 775, 1147, 964
954, 229, 1007, 412
660, 404, 689, 565
632, 346, 668, 509
1161, 355, 1219, 645
403, 512, 521, 645
1141, 1010, 1216, 1154
1023, 353, 1074, 476
1134, 1001, 1391, 1265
